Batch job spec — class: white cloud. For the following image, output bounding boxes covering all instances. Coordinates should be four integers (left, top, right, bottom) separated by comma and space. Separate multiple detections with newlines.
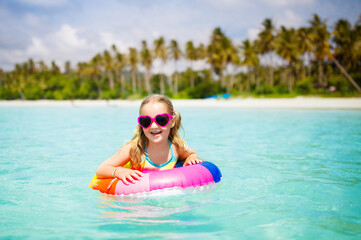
260, 0, 314, 7
276, 9, 303, 28
53, 24, 87, 49
206, 0, 251, 9
99, 32, 128, 53
15, 0, 70, 8
27, 37, 48, 57
247, 28, 261, 41
0, 24, 125, 70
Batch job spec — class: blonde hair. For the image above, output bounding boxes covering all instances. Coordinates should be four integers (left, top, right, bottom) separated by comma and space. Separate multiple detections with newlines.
128, 94, 187, 169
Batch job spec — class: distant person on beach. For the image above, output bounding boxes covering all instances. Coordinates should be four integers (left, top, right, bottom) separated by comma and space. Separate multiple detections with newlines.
95, 94, 201, 184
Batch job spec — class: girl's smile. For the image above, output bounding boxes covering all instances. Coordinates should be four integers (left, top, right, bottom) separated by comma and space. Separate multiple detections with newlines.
140, 102, 174, 144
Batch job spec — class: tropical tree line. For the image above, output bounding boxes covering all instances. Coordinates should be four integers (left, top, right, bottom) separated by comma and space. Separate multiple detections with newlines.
0, 14, 360, 100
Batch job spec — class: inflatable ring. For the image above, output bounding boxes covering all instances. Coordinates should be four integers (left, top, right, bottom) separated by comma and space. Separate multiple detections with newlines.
89, 161, 222, 196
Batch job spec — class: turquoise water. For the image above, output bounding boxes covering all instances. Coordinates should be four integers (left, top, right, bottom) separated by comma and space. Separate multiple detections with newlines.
0, 106, 361, 239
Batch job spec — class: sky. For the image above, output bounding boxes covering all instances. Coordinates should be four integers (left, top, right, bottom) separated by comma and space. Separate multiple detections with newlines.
0, 0, 360, 73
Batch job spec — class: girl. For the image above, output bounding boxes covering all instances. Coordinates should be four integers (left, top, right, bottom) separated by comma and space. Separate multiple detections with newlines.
96, 94, 201, 185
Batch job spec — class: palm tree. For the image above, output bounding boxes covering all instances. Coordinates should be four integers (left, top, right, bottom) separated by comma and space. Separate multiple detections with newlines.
128, 47, 139, 95
154, 37, 168, 95
208, 28, 223, 83
258, 18, 276, 87
197, 43, 207, 61
90, 54, 102, 98
141, 40, 153, 95
309, 14, 332, 86
332, 19, 359, 72
208, 27, 232, 89
27, 59, 36, 75
332, 57, 361, 93
275, 26, 300, 92
169, 40, 182, 95
13, 64, 26, 99
0, 68, 4, 89
224, 42, 238, 92
297, 27, 313, 77
111, 45, 127, 97
115, 53, 126, 97
331, 17, 361, 93
76, 62, 85, 80
185, 40, 197, 88
51, 61, 60, 75
38, 60, 48, 72
103, 50, 115, 89
64, 61, 72, 74
240, 40, 259, 93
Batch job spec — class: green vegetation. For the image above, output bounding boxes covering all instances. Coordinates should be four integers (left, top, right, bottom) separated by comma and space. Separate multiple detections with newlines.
0, 14, 360, 100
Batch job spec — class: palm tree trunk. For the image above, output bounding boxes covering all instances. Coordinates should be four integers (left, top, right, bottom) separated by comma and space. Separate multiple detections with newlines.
209, 66, 214, 82
225, 75, 230, 93
281, 63, 287, 85
269, 53, 274, 87
247, 67, 252, 94
136, 71, 142, 93
307, 53, 312, 77
97, 76, 102, 99
220, 71, 226, 88
174, 71, 178, 95
300, 58, 306, 79
269, 65, 274, 87
173, 60, 179, 95
256, 71, 260, 90
109, 71, 115, 89
190, 62, 194, 88
132, 70, 137, 95
145, 69, 152, 95
230, 68, 235, 93
19, 90, 26, 100
168, 75, 173, 94
120, 72, 125, 97
288, 65, 293, 93
220, 71, 225, 90
114, 68, 119, 89
333, 58, 361, 93
160, 74, 165, 95
318, 60, 323, 86
239, 75, 243, 93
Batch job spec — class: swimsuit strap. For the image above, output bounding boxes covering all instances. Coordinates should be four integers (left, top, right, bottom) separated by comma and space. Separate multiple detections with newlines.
144, 140, 176, 168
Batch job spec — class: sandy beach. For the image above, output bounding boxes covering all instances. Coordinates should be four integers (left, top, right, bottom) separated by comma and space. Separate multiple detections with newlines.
0, 97, 361, 109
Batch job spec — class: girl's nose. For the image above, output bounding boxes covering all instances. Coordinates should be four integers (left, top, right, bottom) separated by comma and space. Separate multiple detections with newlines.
150, 120, 158, 128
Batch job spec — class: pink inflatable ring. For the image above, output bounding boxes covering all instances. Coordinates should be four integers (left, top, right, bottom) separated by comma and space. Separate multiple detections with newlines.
89, 161, 222, 196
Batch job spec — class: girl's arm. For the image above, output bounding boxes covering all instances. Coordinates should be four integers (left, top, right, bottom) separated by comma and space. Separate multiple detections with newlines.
178, 146, 202, 166
96, 143, 143, 185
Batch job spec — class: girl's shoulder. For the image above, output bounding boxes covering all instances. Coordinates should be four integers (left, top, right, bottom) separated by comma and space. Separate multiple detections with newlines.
171, 140, 188, 151
171, 141, 189, 156
118, 142, 133, 154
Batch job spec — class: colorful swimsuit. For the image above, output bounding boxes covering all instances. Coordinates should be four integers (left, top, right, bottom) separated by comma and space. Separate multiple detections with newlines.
124, 140, 177, 172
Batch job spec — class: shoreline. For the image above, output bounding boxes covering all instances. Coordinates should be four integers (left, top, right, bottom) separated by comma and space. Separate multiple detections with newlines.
0, 97, 361, 109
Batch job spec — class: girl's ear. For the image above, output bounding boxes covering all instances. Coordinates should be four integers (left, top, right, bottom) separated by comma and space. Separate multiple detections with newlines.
171, 116, 176, 128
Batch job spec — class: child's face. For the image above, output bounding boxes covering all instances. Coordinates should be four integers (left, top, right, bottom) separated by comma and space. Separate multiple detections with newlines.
140, 102, 174, 144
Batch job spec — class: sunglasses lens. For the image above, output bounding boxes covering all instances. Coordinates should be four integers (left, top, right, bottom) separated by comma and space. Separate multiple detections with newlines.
156, 114, 170, 126
139, 116, 151, 128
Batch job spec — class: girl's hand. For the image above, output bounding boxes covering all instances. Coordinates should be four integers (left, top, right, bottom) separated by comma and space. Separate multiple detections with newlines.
115, 168, 144, 185
183, 154, 202, 166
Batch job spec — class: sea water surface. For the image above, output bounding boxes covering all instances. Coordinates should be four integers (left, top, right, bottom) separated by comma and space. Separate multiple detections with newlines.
0, 105, 360, 239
